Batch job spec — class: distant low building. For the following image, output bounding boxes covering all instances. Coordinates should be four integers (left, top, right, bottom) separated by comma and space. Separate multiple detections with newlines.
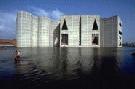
16, 11, 122, 47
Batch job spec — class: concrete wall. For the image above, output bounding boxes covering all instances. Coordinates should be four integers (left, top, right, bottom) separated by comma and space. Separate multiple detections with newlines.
16, 11, 54, 47
117, 16, 122, 47
81, 15, 100, 47
16, 11, 122, 47
16, 11, 32, 47
49, 21, 59, 47
38, 17, 51, 47
100, 16, 122, 47
52, 21, 60, 47
31, 16, 38, 47
60, 15, 100, 47
60, 15, 80, 47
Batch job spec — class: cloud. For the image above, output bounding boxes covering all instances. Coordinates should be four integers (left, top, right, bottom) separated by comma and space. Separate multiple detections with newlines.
30, 7, 49, 16
51, 9, 64, 19
30, 7, 64, 19
0, 11, 16, 39
0, 7, 64, 39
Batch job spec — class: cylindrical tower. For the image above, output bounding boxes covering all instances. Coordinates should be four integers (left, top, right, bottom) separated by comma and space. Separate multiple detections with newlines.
38, 16, 51, 47
16, 11, 32, 47
31, 16, 38, 47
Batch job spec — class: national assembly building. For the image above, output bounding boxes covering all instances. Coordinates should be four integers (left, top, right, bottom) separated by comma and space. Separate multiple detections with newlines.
16, 11, 122, 47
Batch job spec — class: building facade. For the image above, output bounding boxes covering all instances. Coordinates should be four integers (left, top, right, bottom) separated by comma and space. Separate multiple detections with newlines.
60, 15, 100, 47
100, 16, 122, 47
16, 11, 122, 47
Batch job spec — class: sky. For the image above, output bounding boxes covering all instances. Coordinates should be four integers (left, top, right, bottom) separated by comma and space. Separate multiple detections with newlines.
0, 0, 135, 42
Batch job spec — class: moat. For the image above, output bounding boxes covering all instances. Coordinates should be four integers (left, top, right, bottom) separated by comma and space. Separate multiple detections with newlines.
0, 47, 135, 89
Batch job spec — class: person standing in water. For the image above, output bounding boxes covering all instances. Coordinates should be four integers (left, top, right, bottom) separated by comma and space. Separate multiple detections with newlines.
15, 50, 21, 61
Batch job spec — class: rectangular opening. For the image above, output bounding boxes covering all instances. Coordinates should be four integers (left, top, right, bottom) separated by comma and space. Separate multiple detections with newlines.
119, 31, 122, 35
92, 34, 99, 45
61, 34, 68, 45
119, 42, 122, 46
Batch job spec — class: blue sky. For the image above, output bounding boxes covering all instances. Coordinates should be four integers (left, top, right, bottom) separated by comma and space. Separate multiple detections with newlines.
0, 0, 135, 42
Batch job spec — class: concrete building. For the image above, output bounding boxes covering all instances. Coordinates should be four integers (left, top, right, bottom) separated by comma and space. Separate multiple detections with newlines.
16, 11, 122, 47
100, 16, 122, 47
16, 11, 55, 47
60, 15, 100, 47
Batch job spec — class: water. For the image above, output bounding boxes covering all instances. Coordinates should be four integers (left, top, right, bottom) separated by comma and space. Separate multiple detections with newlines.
0, 47, 135, 89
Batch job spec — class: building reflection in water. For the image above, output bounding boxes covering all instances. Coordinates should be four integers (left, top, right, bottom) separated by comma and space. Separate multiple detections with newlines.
1, 47, 135, 89
15, 48, 120, 79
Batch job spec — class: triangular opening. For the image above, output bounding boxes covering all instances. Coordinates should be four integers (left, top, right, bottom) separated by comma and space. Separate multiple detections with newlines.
92, 19, 98, 30
62, 19, 68, 30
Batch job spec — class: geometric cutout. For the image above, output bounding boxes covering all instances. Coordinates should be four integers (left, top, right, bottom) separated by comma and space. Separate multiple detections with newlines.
62, 19, 68, 30
92, 19, 98, 30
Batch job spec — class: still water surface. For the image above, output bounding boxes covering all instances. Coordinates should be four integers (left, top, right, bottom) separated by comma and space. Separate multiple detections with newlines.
0, 47, 135, 89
